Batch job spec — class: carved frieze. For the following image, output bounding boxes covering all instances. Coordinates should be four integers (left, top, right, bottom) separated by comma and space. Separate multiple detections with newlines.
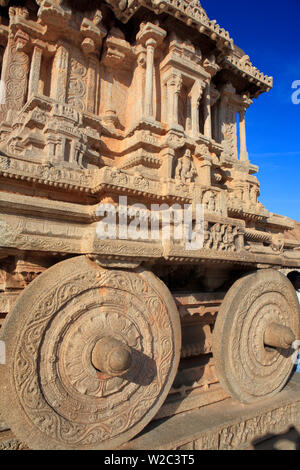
176, 402, 300, 450
204, 222, 242, 252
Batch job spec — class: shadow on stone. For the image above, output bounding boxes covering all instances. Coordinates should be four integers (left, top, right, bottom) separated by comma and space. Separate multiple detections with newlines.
252, 426, 300, 450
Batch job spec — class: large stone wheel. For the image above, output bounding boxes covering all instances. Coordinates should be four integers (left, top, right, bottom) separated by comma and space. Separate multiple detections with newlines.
0, 256, 181, 450
213, 269, 300, 404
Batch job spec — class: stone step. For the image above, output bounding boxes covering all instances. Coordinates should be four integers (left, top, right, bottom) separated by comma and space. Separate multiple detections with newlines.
2, 374, 300, 450
120, 373, 300, 450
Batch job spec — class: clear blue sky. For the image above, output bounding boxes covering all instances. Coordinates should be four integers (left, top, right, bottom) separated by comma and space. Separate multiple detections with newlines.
202, 0, 300, 221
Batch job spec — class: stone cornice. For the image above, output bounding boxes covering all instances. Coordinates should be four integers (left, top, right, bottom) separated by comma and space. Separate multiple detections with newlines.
219, 53, 273, 93
107, 0, 232, 47
103, 0, 272, 94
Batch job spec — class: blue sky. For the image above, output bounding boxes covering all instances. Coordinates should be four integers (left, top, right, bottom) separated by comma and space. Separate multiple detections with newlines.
202, 0, 300, 221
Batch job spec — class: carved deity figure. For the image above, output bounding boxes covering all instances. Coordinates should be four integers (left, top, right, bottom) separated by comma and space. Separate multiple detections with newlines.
203, 222, 213, 249
249, 184, 259, 203
106, 0, 128, 11
211, 223, 225, 250
203, 191, 217, 213
271, 234, 284, 253
223, 225, 238, 252
175, 149, 197, 184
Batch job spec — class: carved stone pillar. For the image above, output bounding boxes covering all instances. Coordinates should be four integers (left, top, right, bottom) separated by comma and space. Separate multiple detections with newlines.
28, 46, 43, 98
166, 72, 182, 128
220, 84, 238, 161
212, 103, 220, 142
86, 55, 98, 114
1, 35, 30, 117
239, 109, 248, 162
203, 83, 212, 139
144, 38, 156, 119
52, 44, 69, 103
196, 154, 212, 186
1, 40, 10, 84
210, 84, 220, 142
133, 45, 146, 123
160, 147, 175, 181
238, 95, 252, 162
190, 80, 205, 138
173, 74, 182, 125
136, 22, 166, 120
191, 95, 200, 137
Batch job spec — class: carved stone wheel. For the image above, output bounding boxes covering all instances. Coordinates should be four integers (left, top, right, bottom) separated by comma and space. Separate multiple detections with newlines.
213, 269, 300, 404
0, 256, 181, 450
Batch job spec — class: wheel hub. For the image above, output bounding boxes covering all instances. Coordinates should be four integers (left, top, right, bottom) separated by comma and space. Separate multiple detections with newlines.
92, 336, 132, 377
264, 323, 295, 350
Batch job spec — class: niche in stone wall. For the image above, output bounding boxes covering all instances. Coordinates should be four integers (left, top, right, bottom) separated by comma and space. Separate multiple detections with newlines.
39, 54, 54, 98
0, 45, 4, 71
198, 94, 205, 135
64, 139, 72, 163
178, 76, 194, 133
211, 99, 220, 143
178, 84, 189, 130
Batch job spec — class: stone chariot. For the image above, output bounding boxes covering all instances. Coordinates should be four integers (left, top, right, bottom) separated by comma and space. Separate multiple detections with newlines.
0, 0, 300, 450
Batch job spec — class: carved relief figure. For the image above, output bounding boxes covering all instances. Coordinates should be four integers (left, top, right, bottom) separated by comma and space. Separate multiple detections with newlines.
211, 223, 225, 250
249, 184, 259, 203
203, 222, 213, 249
175, 149, 197, 183
223, 225, 238, 252
203, 223, 239, 252
271, 233, 284, 253
203, 190, 217, 213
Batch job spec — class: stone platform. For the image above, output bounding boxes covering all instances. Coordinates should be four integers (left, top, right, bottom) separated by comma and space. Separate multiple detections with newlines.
2, 374, 300, 450
119, 373, 300, 450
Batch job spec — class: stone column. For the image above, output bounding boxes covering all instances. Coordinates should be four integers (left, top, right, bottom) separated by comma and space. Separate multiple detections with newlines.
86, 55, 98, 114
136, 22, 166, 120
199, 158, 212, 186
210, 85, 220, 142
191, 95, 200, 138
239, 108, 249, 162
28, 46, 43, 98
203, 83, 212, 139
144, 38, 156, 119
186, 97, 192, 132
166, 73, 182, 128
220, 83, 239, 160
190, 80, 205, 138
1, 40, 10, 83
160, 147, 175, 181
52, 44, 69, 103
165, 78, 173, 126
0, 41, 10, 120
212, 103, 219, 141
134, 45, 146, 123
173, 74, 182, 123
0, 35, 30, 120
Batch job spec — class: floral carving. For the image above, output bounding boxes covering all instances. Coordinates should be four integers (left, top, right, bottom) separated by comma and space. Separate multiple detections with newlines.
67, 54, 88, 112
